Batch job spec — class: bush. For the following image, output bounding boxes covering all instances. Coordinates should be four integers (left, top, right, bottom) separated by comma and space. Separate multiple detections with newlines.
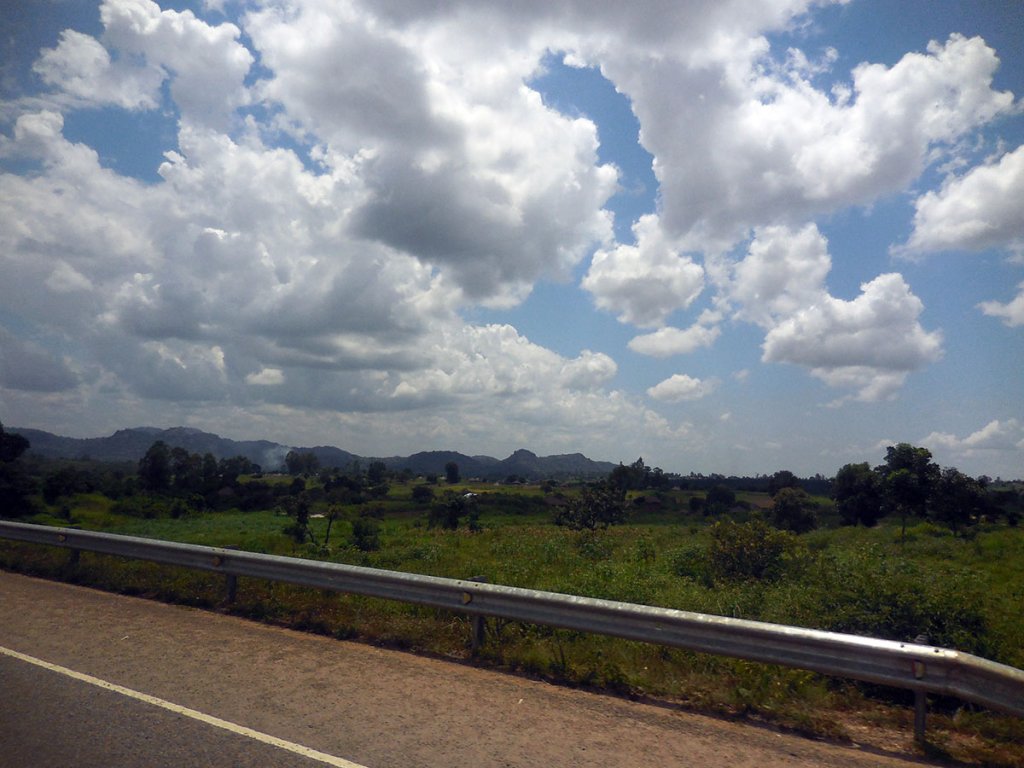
769, 488, 819, 534
411, 484, 435, 505
707, 517, 801, 581
781, 547, 996, 658
110, 495, 173, 519
351, 517, 381, 552
553, 483, 627, 531
669, 544, 712, 585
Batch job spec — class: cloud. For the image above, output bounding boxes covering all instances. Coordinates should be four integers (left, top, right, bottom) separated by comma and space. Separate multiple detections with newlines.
246, 0, 618, 306
0, 328, 78, 392
582, 215, 704, 327
761, 273, 944, 401
978, 282, 1024, 327
602, 33, 1014, 251
246, 368, 284, 386
33, 29, 163, 110
99, 0, 253, 129
0, 0, 1019, 475
647, 374, 718, 402
628, 311, 722, 357
922, 419, 1024, 461
719, 224, 944, 402
898, 144, 1024, 257
730, 223, 830, 328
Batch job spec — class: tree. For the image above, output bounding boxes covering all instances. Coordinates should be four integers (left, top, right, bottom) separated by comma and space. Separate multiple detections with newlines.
0, 423, 34, 518
282, 494, 312, 543
138, 441, 171, 492
285, 450, 319, 476
553, 482, 627, 531
411, 484, 435, 505
833, 462, 883, 526
170, 446, 202, 493
704, 484, 736, 515
0, 423, 29, 463
876, 443, 939, 541
769, 487, 818, 533
767, 470, 799, 497
429, 491, 466, 530
366, 460, 388, 486
931, 467, 990, 535
707, 517, 797, 581
351, 516, 381, 551
444, 461, 460, 484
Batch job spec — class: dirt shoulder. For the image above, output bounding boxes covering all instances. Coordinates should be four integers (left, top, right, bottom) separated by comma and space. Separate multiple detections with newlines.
0, 570, 954, 768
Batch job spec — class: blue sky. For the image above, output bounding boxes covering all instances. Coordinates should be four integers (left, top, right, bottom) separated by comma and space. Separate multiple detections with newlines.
0, 0, 1022, 478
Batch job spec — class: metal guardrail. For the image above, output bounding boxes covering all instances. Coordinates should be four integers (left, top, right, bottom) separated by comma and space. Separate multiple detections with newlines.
2, 520, 1022, 740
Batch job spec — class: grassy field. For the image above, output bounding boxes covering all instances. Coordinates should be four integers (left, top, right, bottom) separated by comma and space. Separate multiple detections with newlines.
2, 480, 1023, 765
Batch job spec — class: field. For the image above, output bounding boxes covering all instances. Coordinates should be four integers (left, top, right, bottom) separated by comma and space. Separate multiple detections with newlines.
2, 478, 1023, 765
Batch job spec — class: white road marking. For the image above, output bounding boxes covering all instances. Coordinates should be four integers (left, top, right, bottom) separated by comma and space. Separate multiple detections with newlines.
0, 644, 369, 768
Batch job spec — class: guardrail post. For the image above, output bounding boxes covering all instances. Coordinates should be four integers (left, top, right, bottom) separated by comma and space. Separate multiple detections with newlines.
221, 546, 238, 605
56, 533, 79, 573
467, 576, 487, 653
913, 634, 929, 744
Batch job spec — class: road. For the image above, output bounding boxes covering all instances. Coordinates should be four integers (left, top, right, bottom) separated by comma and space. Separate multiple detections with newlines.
0, 571, 933, 768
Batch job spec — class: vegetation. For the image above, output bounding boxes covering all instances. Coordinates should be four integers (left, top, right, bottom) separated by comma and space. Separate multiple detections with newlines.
2, 427, 1023, 764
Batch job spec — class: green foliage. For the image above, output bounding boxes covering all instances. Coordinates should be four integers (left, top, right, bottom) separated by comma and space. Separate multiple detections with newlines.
877, 443, 940, 535
281, 495, 312, 543
931, 467, 990, 534
428, 491, 466, 530
785, 547, 994, 657
366, 460, 388, 485
350, 517, 381, 552
833, 462, 882, 526
767, 470, 799, 497
444, 461, 460, 484
707, 517, 801, 581
669, 544, 712, 584
285, 450, 319, 475
138, 441, 172, 492
111, 495, 176, 519
410, 484, 435, 505
0, 423, 36, 518
769, 487, 818, 534
704, 484, 736, 515
553, 482, 627, 531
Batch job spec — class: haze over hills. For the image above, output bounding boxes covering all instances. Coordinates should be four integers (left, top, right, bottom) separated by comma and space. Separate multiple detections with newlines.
11, 426, 619, 481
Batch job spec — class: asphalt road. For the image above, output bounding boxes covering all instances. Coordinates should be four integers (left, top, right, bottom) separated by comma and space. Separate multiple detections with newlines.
0, 571, 932, 768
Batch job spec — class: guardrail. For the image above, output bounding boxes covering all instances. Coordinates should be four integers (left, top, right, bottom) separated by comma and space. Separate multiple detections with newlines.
2, 520, 1022, 742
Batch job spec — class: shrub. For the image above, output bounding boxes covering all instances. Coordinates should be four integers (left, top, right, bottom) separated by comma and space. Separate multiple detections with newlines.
351, 517, 381, 552
769, 488, 819, 534
411, 484, 435, 505
428, 492, 465, 530
782, 547, 996, 658
707, 517, 801, 581
553, 483, 627, 531
669, 544, 712, 585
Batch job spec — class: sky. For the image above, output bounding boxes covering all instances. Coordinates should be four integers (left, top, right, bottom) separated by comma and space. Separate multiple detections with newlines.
0, 0, 1022, 479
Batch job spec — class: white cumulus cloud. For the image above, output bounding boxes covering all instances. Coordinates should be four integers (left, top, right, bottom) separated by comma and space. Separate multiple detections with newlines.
647, 374, 718, 402
582, 214, 704, 327
762, 273, 944, 401
899, 144, 1024, 257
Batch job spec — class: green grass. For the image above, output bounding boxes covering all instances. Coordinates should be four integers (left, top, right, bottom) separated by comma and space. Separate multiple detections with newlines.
3, 489, 1023, 764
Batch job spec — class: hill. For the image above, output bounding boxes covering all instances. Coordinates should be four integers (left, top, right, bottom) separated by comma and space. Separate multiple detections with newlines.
11, 426, 617, 481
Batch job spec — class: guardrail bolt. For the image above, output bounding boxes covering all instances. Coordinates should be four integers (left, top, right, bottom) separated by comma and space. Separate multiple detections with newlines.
467, 576, 487, 654
913, 633, 930, 744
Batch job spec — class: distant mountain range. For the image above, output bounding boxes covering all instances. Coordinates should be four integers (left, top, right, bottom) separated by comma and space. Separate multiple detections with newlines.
11, 426, 618, 481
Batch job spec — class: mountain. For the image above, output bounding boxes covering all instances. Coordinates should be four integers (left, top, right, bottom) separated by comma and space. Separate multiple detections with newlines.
11, 426, 617, 480
14, 427, 288, 469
